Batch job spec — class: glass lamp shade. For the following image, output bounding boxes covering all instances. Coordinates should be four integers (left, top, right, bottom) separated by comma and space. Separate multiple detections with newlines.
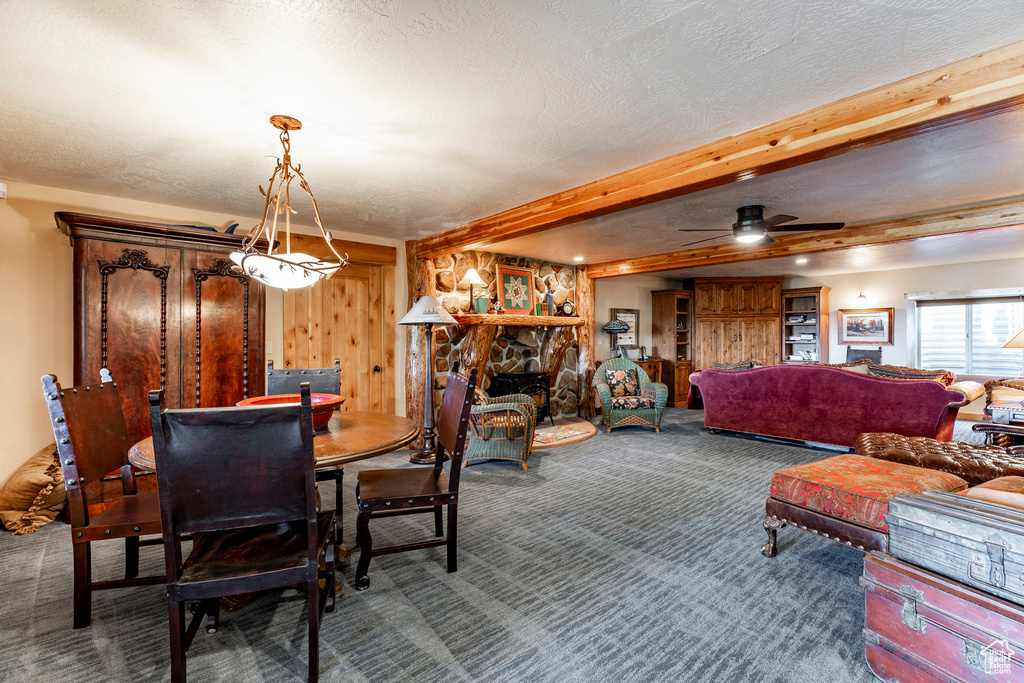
399, 295, 458, 326
602, 319, 630, 334
1004, 329, 1024, 348
230, 250, 342, 290
734, 228, 767, 243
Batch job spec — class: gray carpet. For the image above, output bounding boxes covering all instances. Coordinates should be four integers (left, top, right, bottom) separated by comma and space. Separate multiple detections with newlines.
0, 409, 876, 682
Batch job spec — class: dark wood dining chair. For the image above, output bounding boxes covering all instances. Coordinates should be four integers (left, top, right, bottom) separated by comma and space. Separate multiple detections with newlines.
41, 370, 164, 628
149, 384, 335, 683
267, 359, 342, 395
268, 358, 346, 541
354, 364, 477, 590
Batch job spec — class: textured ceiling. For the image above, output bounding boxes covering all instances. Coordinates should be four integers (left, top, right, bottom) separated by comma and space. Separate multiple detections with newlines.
3, 1, 1024, 274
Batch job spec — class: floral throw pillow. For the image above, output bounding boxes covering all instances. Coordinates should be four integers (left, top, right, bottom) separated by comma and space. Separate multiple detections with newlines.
606, 368, 640, 397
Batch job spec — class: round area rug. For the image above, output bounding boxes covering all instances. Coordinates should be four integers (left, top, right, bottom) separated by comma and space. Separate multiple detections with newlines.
532, 418, 598, 450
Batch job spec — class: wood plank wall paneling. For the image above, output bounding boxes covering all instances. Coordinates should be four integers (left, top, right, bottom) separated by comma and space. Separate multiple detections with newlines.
574, 264, 596, 418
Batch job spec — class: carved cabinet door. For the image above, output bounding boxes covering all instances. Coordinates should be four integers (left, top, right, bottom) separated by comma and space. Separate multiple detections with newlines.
75, 240, 183, 447
180, 251, 265, 409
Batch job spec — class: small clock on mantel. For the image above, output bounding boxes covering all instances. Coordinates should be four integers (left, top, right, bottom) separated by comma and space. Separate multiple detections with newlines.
557, 300, 576, 316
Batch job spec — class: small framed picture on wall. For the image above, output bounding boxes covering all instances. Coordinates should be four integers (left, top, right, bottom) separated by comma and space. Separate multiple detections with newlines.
838, 308, 894, 345
610, 308, 639, 349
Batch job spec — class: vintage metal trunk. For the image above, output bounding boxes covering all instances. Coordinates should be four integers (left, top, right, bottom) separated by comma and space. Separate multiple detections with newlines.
861, 552, 1024, 682
887, 491, 1024, 607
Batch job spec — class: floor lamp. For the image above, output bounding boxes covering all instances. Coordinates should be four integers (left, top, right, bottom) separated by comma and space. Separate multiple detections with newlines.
400, 295, 457, 464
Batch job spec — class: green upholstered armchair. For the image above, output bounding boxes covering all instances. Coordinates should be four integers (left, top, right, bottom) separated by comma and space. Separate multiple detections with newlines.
593, 358, 668, 433
464, 392, 537, 470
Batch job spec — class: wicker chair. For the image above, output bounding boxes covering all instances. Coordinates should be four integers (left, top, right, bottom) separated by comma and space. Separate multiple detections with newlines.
592, 358, 668, 433
464, 391, 537, 470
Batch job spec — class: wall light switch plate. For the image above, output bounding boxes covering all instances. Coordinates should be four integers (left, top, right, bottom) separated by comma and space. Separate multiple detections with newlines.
0, 182, 7, 199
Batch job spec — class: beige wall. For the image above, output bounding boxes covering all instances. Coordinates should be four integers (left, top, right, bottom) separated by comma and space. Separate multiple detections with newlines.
786, 257, 1024, 368
0, 181, 406, 485
594, 274, 680, 361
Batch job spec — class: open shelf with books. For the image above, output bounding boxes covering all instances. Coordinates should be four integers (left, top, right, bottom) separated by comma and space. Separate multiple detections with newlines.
782, 286, 830, 364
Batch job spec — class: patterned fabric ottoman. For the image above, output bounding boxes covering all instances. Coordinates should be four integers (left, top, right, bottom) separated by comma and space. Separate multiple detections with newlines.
762, 454, 968, 557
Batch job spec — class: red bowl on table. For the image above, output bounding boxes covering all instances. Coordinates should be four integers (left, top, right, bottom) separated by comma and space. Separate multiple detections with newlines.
235, 393, 344, 429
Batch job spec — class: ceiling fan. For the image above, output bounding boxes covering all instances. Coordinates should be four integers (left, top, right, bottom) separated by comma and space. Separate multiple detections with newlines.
678, 205, 845, 248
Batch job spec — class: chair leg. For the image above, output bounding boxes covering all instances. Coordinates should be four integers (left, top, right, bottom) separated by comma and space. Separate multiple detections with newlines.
355, 509, 373, 591
434, 505, 443, 537
125, 536, 140, 579
169, 599, 186, 683
72, 541, 92, 628
307, 579, 319, 683
521, 461, 528, 471
446, 505, 458, 573
334, 473, 343, 546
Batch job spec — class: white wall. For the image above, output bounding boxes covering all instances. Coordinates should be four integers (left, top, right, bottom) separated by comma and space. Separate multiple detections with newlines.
0, 181, 406, 485
786, 257, 1024, 367
594, 274, 680, 360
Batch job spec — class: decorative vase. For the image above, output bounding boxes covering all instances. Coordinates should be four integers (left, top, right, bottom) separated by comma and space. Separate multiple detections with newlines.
474, 297, 488, 313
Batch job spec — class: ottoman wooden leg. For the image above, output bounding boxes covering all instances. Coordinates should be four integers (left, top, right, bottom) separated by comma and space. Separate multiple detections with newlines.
762, 515, 786, 558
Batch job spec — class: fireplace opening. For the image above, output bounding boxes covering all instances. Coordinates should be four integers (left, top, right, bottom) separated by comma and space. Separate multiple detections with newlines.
491, 371, 554, 427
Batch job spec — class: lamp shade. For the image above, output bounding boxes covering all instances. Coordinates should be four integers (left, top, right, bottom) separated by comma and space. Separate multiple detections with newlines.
457, 268, 486, 287
1004, 329, 1024, 349
399, 295, 458, 326
602, 319, 630, 334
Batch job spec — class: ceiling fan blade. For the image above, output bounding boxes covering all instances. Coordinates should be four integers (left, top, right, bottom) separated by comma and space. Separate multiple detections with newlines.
760, 234, 775, 245
679, 234, 734, 249
769, 222, 845, 232
762, 214, 798, 228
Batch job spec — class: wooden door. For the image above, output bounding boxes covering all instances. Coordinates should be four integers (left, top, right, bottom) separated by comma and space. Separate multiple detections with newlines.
694, 283, 717, 315
181, 253, 265, 409
754, 317, 782, 365
757, 282, 781, 315
715, 319, 739, 365
284, 263, 389, 412
75, 240, 183, 446
737, 318, 758, 362
736, 283, 758, 314
695, 319, 716, 369
717, 284, 738, 315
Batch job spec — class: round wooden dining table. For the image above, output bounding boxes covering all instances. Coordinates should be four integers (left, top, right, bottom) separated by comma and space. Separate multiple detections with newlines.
128, 410, 419, 471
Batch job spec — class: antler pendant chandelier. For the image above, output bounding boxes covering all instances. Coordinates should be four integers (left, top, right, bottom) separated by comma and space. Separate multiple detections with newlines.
230, 115, 349, 290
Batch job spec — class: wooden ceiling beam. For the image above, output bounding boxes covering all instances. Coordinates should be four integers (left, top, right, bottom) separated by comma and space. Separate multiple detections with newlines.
585, 197, 1024, 278
414, 40, 1024, 259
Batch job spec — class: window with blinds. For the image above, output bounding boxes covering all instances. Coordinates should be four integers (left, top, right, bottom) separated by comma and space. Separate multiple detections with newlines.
918, 298, 1024, 375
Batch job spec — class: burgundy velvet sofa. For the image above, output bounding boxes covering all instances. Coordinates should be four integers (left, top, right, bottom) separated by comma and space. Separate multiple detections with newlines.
691, 365, 967, 449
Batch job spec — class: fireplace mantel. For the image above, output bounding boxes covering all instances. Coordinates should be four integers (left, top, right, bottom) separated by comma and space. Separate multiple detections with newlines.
451, 314, 584, 327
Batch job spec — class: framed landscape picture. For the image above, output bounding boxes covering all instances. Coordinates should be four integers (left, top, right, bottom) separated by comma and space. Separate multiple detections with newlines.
495, 263, 535, 314
838, 308, 894, 345
610, 308, 639, 349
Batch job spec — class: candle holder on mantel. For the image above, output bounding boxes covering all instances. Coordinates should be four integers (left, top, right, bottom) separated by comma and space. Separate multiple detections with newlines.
400, 295, 458, 464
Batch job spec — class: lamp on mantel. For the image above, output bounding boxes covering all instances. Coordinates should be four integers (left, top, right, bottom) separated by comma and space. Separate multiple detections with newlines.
230, 115, 349, 290
400, 295, 458, 464
602, 318, 630, 359
458, 268, 486, 312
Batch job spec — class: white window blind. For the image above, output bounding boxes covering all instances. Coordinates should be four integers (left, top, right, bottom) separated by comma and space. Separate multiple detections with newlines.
918, 299, 1024, 375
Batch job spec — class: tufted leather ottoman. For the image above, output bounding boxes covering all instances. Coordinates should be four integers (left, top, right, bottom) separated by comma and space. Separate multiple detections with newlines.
762, 454, 968, 558
855, 432, 1024, 486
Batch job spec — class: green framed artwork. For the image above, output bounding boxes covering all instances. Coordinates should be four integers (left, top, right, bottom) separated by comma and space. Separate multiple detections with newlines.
495, 263, 535, 314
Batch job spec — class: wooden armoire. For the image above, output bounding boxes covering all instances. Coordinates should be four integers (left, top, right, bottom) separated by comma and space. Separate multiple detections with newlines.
692, 277, 782, 369
56, 213, 265, 445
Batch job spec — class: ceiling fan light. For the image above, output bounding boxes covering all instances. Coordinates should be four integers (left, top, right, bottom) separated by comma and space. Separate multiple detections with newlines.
734, 229, 766, 243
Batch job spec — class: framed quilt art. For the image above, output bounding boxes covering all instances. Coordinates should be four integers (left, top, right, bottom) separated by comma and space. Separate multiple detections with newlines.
495, 264, 535, 314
